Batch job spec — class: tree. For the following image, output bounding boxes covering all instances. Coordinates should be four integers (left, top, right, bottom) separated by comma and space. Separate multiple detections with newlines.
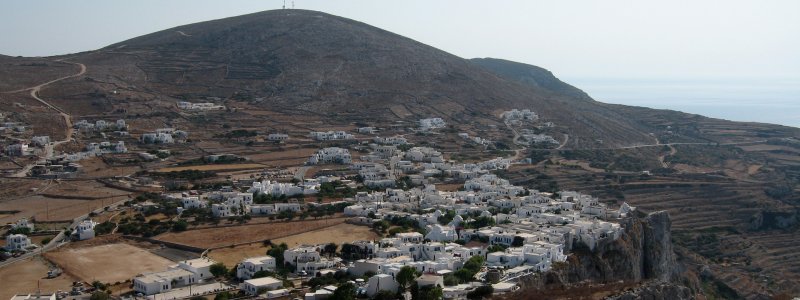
396, 266, 418, 291
487, 244, 506, 253
412, 283, 444, 300
172, 220, 188, 232
324, 243, 338, 257
267, 243, 289, 268
466, 285, 493, 300
252, 270, 274, 279
214, 291, 232, 300
455, 256, 484, 283
210, 262, 228, 277
511, 236, 525, 247
91, 281, 107, 291
330, 282, 357, 300
373, 290, 398, 300
89, 291, 109, 300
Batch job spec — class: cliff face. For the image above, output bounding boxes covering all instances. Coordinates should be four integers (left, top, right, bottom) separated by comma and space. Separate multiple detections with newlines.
513, 211, 691, 298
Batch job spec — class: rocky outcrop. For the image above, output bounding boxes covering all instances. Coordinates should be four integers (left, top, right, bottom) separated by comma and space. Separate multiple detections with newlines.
641, 210, 677, 282
749, 209, 798, 231
606, 281, 693, 300
513, 211, 686, 296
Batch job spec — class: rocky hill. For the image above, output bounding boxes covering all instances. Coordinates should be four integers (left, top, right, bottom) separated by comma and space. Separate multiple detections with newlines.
78, 9, 663, 148
1, 9, 798, 298
506, 211, 695, 300
6, 9, 796, 147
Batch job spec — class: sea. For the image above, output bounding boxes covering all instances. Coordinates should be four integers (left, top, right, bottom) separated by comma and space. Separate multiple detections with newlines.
566, 78, 800, 129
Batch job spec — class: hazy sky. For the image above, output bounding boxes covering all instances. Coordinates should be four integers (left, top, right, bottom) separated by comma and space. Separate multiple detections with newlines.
2, 0, 799, 81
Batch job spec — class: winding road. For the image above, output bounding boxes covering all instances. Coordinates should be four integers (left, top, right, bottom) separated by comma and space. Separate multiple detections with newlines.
8, 60, 85, 177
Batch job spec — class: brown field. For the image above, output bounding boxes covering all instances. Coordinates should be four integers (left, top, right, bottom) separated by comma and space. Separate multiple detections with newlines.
0, 256, 80, 300
76, 157, 141, 178
32, 222, 72, 231
155, 163, 266, 172
208, 223, 378, 267
207, 243, 270, 267
31, 234, 56, 245
273, 223, 379, 247
37, 180, 131, 200
247, 148, 316, 162
45, 243, 174, 284
156, 218, 347, 249
0, 196, 121, 224
0, 179, 47, 200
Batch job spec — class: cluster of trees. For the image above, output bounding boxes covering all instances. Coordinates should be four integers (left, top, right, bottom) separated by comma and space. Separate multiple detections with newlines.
339, 243, 371, 260
6, 227, 32, 235
373, 215, 426, 236
411, 283, 443, 300
116, 216, 187, 237
318, 181, 356, 198
93, 221, 116, 235
437, 210, 457, 225
306, 269, 352, 288
463, 216, 495, 229
395, 176, 415, 190
444, 256, 485, 286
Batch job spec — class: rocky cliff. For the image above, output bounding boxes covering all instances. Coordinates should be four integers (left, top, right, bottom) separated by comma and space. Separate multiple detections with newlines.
510, 211, 693, 299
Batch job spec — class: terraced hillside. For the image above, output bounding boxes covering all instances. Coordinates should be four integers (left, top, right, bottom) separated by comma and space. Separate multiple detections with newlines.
503, 138, 800, 297
1, 8, 798, 298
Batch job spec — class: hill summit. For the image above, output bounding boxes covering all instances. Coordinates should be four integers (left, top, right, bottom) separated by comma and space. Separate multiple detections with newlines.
96, 9, 655, 147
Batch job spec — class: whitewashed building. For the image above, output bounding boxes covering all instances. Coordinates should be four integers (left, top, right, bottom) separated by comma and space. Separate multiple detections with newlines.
5, 234, 32, 251
308, 147, 352, 165
237, 256, 277, 279
419, 118, 446, 131
268, 133, 289, 141
242, 277, 283, 296
13, 218, 34, 231
310, 131, 354, 141
75, 219, 97, 240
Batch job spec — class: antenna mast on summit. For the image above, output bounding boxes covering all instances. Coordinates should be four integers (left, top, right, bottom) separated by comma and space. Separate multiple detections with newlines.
292, 1, 295, 9
282, 0, 286, 9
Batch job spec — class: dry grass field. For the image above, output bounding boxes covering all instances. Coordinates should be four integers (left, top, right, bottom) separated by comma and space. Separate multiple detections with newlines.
205, 223, 376, 267
45, 243, 174, 284
0, 196, 108, 223
0, 256, 79, 300
207, 243, 271, 267
0, 179, 132, 223
76, 157, 141, 178
155, 163, 266, 173
38, 180, 131, 200
156, 218, 347, 249
0, 179, 46, 200
273, 223, 378, 248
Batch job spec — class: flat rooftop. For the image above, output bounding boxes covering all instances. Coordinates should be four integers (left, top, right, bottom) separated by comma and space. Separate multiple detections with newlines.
181, 257, 216, 268
135, 268, 193, 284
244, 276, 282, 286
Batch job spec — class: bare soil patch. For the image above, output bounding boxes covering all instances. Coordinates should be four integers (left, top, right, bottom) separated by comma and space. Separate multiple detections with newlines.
155, 163, 266, 172
0, 196, 123, 224
45, 243, 174, 284
207, 243, 270, 267
0, 256, 79, 300
156, 218, 347, 249
273, 223, 378, 247
77, 157, 141, 178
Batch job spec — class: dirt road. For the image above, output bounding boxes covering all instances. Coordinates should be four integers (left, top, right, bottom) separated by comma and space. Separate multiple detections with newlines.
9, 60, 85, 177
